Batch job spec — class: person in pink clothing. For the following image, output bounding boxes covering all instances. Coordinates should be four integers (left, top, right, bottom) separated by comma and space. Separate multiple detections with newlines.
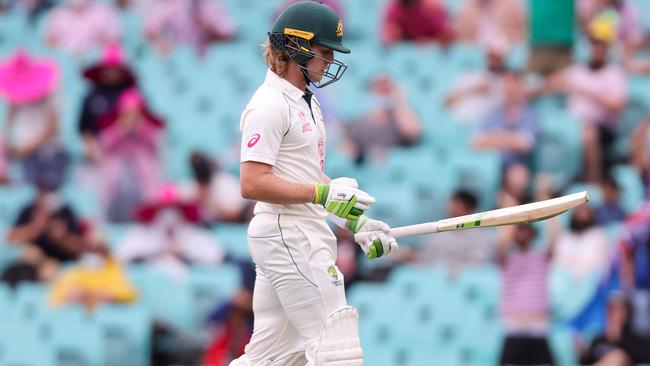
98, 88, 164, 222
455, 0, 527, 51
45, 0, 122, 57
144, 0, 236, 56
545, 20, 627, 183
381, 0, 453, 45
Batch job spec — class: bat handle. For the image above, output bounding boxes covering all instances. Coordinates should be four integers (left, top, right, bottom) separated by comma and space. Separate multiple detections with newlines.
389, 222, 440, 238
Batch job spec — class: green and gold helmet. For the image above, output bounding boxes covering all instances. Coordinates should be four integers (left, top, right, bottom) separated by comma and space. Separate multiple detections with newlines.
269, 1, 349, 88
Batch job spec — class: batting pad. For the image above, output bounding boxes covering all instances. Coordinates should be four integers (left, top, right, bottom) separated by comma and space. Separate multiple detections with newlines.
314, 306, 364, 366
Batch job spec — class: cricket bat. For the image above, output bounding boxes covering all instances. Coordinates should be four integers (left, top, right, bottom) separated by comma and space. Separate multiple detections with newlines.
363, 191, 589, 240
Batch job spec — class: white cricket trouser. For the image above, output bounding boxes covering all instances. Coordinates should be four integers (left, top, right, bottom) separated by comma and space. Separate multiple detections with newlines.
229, 213, 347, 366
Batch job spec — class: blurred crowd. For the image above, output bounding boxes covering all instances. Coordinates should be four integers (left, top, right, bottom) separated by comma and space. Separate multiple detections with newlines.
0, 0, 650, 365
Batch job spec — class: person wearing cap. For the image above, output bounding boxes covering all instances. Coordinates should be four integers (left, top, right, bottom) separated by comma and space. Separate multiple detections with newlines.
545, 16, 627, 183
78, 43, 137, 163
0, 49, 69, 188
236, 2, 398, 365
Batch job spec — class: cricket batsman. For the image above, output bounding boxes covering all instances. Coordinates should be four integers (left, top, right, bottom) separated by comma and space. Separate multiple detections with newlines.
231, 1, 398, 365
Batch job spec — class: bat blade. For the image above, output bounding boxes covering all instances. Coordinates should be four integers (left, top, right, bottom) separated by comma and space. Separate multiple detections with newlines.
435, 191, 589, 232
381, 191, 589, 240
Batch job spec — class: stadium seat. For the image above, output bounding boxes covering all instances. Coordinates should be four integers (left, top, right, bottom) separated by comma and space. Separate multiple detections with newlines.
187, 264, 242, 328
535, 108, 583, 189
95, 304, 152, 366
127, 265, 194, 331
213, 224, 250, 260
14, 282, 48, 321
611, 164, 645, 213
0, 185, 35, 225
42, 312, 105, 366
0, 321, 55, 366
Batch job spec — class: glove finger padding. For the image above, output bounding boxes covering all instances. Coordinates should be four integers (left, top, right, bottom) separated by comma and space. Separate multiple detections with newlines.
356, 232, 399, 259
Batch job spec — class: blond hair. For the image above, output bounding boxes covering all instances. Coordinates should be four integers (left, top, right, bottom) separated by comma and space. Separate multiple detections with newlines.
262, 40, 290, 77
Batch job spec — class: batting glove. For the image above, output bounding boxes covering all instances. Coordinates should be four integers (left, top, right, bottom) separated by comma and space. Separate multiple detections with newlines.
348, 215, 399, 259
313, 177, 375, 221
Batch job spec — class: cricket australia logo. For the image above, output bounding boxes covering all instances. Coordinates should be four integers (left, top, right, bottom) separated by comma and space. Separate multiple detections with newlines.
328, 265, 343, 287
336, 19, 344, 37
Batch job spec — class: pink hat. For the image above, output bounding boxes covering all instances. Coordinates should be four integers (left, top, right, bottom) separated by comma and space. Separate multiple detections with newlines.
83, 43, 136, 85
135, 184, 201, 224
0, 49, 59, 105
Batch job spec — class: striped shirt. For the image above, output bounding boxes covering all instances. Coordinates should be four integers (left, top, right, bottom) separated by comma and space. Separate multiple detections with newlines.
501, 248, 549, 322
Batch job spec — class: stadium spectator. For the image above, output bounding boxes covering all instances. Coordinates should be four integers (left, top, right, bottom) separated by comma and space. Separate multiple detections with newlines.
78, 43, 137, 163
381, 0, 453, 45
6, 183, 83, 277
546, 23, 627, 183
343, 74, 422, 164
472, 71, 538, 202
527, 0, 575, 77
98, 88, 164, 222
445, 37, 508, 124
553, 205, 610, 280
578, 0, 643, 51
579, 292, 650, 365
48, 228, 138, 311
144, 0, 235, 56
632, 117, 650, 194
454, 0, 527, 51
620, 209, 650, 335
416, 189, 496, 274
595, 174, 627, 224
0, 139, 8, 184
45, 0, 122, 57
177, 151, 252, 224
497, 222, 555, 366
116, 185, 224, 279
1, 0, 54, 22
0, 49, 69, 188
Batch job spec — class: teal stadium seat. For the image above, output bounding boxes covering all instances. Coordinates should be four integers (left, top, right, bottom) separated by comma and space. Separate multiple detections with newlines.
95, 304, 152, 366
14, 282, 48, 321
611, 164, 645, 214
188, 264, 242, 328
535, 108, 583, 188
0, 185, 35, 226
0, 321, 56, 366
127, 265, 194, 331
41, 308, 105, 366
214, 224, 250, 260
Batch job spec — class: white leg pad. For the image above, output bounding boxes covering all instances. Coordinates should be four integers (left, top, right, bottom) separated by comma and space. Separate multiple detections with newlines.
314, 306, 364, 366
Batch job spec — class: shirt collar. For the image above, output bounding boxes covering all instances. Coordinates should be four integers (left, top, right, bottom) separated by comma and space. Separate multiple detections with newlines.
265, 69, 308, 102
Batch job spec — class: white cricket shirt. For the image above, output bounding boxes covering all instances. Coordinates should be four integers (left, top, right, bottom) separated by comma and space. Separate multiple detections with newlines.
240, 70, 328, 219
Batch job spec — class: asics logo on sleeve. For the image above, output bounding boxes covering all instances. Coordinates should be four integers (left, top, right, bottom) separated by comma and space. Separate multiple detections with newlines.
247, 134, 261, 148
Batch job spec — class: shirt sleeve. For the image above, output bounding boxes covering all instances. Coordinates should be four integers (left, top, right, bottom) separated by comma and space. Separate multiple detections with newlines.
240, 103, 289, 166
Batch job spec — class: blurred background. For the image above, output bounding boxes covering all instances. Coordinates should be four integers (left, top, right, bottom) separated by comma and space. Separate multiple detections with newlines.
0, 0, 650, 365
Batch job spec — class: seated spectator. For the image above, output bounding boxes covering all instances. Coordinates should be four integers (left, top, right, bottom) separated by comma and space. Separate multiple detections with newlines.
620, 211, 650, 335
578, 0, 643, 52
554, 205, 610, 280
472, 71, 538, 202
381, 0, 453, 45
79, 43, 137, 163
579, 292, 650, 365
546, 21, 627, 183
445, 38, 508, 124
455, 0, 527, 50
416, 189, 496, 274
0, 139, 8, 184
116, 185, 224, 279
178, 152, 251, 224
1, 0, 54, 22
98, 88, 164, 222
48, 228, 138, 311
45, 0, 122, 57
6, 177, 83, 278
632, 117, 650, 194
144, 0, 235, 56
527, 0, 575, 77
497, 223, 555, 366
0, 49, 69, 187
343, 74, 422, 164
596, 174, 627, 224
